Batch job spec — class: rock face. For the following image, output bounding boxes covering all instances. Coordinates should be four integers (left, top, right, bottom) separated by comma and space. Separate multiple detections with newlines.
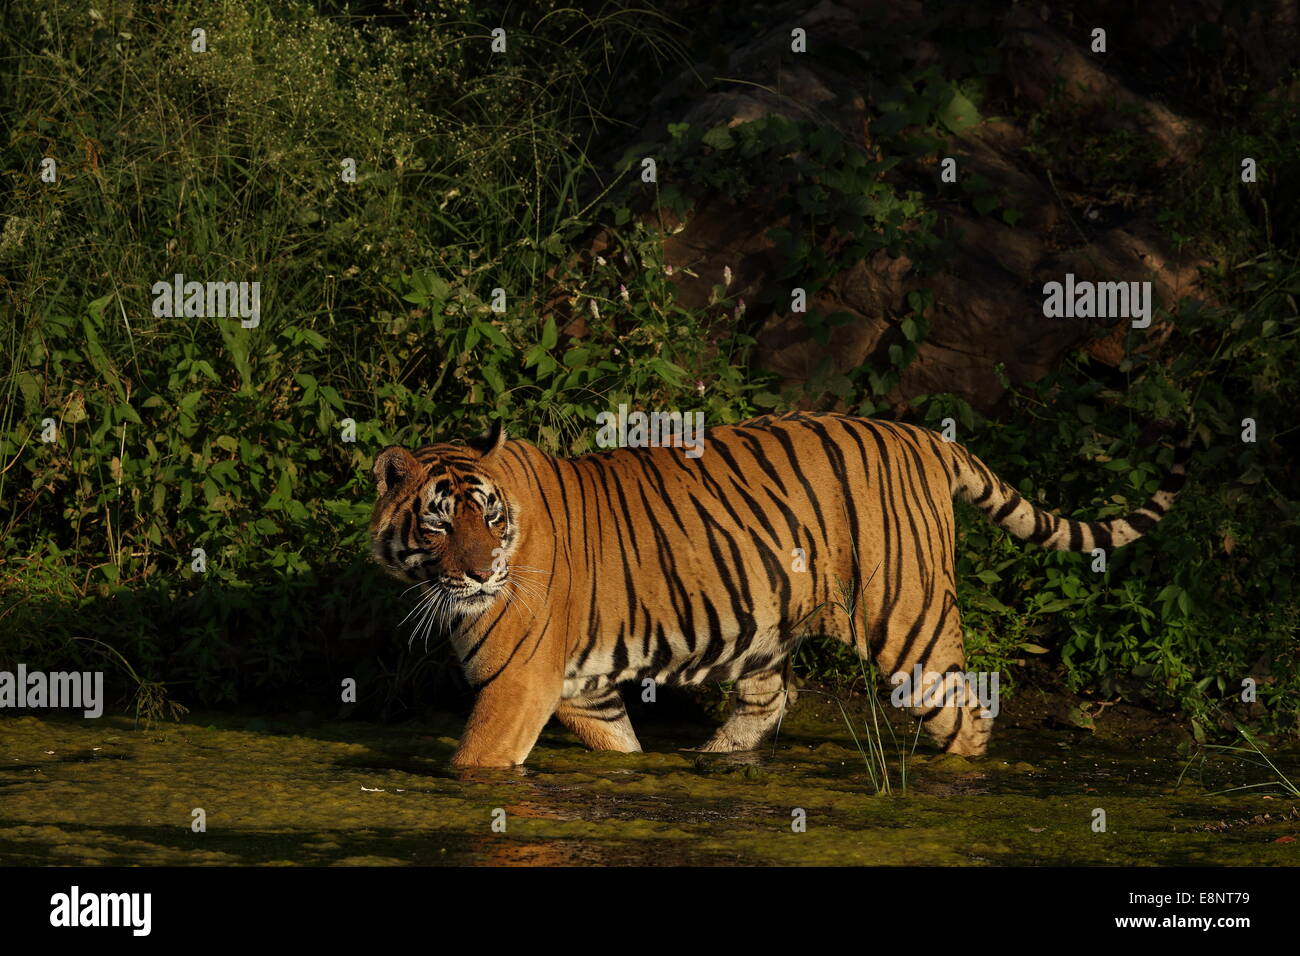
634, 0, 1220, 412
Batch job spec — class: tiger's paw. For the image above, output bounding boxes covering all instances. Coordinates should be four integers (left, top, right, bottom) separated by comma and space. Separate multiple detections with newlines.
691, 730, 765, 753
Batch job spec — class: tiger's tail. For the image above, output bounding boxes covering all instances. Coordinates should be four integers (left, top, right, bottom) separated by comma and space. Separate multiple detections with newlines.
949, 428, 1191, 552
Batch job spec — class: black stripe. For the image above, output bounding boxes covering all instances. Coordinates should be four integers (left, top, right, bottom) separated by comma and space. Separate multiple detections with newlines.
991, 492, 1022, 524
1125, 512, 1158, 534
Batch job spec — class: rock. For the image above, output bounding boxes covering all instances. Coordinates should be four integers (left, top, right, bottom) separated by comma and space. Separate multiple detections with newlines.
592, 0, 1218, 413
1002, 6, 1203, 164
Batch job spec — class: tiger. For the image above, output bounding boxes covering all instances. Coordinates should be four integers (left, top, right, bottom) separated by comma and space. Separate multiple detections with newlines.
369, 411, 1189, 768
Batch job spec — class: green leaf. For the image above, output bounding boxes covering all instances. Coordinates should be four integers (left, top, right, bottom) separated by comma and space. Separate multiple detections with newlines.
481, 364, 505, 396
541, 315, 558, 350
1039, 598, 1076, 614
701, 124, 735, 150
969, 591, 1011, 613
649, 357, 687, 386
86, 292, 114, 327
16, 371, 41, 410
476, 321, 509, 349
318, 386, 344, 411
403, 272, 450, 307
80, 314, 124, 400
937, 87, 981, 133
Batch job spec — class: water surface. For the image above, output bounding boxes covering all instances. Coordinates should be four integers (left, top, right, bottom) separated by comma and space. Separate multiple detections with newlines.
2, 691, 1296, 865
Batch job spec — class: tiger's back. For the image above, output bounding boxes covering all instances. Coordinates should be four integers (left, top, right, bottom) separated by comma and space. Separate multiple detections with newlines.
369, 411, 1188, 767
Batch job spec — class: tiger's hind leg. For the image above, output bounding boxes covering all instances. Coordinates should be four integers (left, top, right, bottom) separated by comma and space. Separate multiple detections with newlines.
555, 688, 642, 753
871, 594, 994, 757
906, 667, 993, 756
697, 667, 790, 753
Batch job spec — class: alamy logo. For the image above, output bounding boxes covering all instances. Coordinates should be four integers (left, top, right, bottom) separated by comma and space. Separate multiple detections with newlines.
49, 886, 151, 936
595, 404, 706, 459
1042, 273, 1152, 328
151, 273, 261, 327
889, 665, 1000, 718
0, 664, 103, 718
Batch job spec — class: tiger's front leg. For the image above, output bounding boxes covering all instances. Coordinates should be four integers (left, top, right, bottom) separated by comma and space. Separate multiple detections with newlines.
555, 689, 642, 753
451, 673, 563, 769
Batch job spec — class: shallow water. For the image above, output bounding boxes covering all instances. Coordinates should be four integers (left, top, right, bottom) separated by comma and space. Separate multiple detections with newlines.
2, 692, 1297, 866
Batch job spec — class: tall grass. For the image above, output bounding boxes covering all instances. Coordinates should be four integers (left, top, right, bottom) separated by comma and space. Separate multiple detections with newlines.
1177, 726, 1300, 799
0, 0, 725, 708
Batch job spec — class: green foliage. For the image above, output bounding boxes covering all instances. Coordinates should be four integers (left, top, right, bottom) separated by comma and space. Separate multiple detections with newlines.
936, 251, 1300, 736
0, 0, 738, 711
0, 0, 1296, 740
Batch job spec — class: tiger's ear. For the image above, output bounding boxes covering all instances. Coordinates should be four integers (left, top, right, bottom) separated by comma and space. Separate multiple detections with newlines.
372, 445, 419, 497
467, 419, 507, 458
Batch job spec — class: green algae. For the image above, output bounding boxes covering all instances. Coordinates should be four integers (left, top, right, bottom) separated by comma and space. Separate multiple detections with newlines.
1, 696, 1297, 866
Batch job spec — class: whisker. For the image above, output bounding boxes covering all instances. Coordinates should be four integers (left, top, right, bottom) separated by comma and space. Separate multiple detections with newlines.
399, 585, 430, 620
408, 588, 440, 650
398, 584, 436, 629
508, 577, 549, 601
504, 574, 540, 598
434, 590, 456, 641
506, 580, 537, 618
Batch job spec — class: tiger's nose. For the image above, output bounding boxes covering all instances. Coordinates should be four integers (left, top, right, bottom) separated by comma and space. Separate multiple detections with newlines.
464, 568, 491, 582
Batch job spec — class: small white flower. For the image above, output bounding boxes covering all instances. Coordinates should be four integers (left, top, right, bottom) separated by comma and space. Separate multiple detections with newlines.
590, 299, 600, 318
595, 255, 607, 266
735, 297, 746, 318
695, 379, 706, 395
723, 265, 733, 288
665, 265, 674, 276
619, 284, 629, 302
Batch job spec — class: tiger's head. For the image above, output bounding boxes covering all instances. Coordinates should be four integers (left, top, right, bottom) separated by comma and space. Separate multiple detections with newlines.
369, 421, 518, 619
